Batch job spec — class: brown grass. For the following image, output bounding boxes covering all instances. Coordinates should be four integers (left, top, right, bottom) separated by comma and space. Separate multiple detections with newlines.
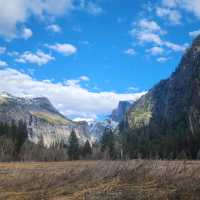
0, 160, 200, 200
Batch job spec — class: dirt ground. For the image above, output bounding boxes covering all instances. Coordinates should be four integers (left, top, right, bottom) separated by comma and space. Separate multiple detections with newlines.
0, 160, 200, 200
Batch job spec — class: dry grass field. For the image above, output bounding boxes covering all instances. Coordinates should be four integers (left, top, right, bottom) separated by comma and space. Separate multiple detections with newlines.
0, 160, 200, 200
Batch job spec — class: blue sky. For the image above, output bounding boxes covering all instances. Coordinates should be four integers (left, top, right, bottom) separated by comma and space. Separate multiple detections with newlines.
0, 0, 199, 120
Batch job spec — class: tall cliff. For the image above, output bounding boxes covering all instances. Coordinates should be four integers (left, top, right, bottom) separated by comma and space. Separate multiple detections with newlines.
127, 35, 200, 147
0, 92, 91, 147
111, 101, 134, 122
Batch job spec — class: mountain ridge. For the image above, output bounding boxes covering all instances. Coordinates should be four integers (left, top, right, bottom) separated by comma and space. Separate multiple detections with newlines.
125, 34, 200, 158
0, 92, 91, 147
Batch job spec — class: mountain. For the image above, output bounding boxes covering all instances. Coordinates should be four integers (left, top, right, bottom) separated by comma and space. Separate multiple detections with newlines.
111, 100, 134, 122
126, 35, 200, 157
0, 93, 136, 146
0, 92, 91, 147
88, 101, 135, 140
88, 119, 119, 139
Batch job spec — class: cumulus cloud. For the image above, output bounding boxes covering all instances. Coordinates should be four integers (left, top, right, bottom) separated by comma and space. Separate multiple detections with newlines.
189, 30, 200, 37
65, 76, 90, 88
164, 41, 188, 52
47, 43, 77, 56
162, 0, 179, 8
135, 32, 163, 45
157, 57, 170, 63
156, 7, 181, 24
80, 1, 103, 15
137, 19, 165, 34
21, 27, 33, 39
0, 47, 6, 54
162, 0, 200, 19
147, 46, 164, 55
46, 24, 62, 33
0, 60, 8, 67
80, 76, 90, 81
15, 50, 55, 66
131, 18, 187, 53
181, 0, 200, 18
130, 19, 164, 45
124, 48, 136, 56
0, 68, 145, 119
0, 0, 73, 39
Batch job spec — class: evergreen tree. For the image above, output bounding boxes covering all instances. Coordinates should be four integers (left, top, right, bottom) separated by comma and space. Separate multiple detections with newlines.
197, 149, 200, 160
177, 150, 188, 160
82, 140, 92, 158
68, 129, 80, 160
15, 120, 28, 155
101, 127, 115, 159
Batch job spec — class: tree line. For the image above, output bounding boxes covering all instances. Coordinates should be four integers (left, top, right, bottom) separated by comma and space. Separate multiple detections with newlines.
1, 119, 200, 161
0, 120, 28, 161
0, 122, 93, 161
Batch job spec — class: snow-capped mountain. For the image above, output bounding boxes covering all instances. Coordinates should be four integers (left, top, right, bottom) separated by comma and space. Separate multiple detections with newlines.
0, 92, 91, 147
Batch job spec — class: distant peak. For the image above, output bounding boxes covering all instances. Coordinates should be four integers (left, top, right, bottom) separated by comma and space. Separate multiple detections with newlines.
0, 91, 13, 98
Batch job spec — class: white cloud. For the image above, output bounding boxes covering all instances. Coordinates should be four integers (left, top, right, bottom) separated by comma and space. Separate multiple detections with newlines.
162, 0, 200, 19
162, 0, 179, 8
147, 46, 164, 55
156, 7, 181, 24
80, 76, 90, 81
47, 43, 77, 56
157, 57, 169, 63
124, 48, 136, 56
0, 47, 6, 54
138, 19, 164, 33
164, 41, 188, 52
130, 19, 164, 45
80, 1, 103, 15
0, 0, 73, 39
189, 29, 200, 37
16, 50, 55, 66
46, 24, 62, 33
65, 76, 90, 87
128, 86, 139, 92
21, 27, 33, 39
135, 32, 163, 45
179, 0, 200, 18
131, 18, 187, 53
0, 68, 145, 119
0, 60, 8, 67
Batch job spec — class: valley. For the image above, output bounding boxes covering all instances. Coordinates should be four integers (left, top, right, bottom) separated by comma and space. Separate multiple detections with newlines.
1, 160, 200, 200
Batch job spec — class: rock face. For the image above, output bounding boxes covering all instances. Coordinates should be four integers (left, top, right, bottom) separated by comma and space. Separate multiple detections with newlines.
88, 119, 119, 140
0, 93, 137, 145
127, 35, 200, 135
0, 92, 91, 147
88, 101, 134, 140
111, 101, 134, 122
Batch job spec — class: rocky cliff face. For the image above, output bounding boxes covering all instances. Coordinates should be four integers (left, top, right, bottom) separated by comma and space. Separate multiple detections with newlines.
88, 119, 119, 140
88, 101, 134, 140
111, 101, 134, 122
127, 35, 200, 135
0, 92, 91, 147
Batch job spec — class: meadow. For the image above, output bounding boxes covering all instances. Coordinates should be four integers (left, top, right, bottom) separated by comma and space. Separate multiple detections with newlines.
0, 160, 200, 200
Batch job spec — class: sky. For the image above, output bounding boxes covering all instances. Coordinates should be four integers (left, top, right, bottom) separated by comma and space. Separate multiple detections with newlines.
0, 0, 199, 121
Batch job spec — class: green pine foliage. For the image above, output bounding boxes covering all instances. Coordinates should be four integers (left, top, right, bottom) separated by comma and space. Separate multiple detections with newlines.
68, 129, 80, 160
82, 140, 92, 158
0, 120, 28, 160
101, 127, 115, 159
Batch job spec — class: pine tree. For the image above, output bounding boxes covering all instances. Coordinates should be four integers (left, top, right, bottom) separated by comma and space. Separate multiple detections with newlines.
15, 120, 28, 156
68, 129, 80, 160
82, 140, 92, 158
101, 127, 115, 159
197, 149, 200, 160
